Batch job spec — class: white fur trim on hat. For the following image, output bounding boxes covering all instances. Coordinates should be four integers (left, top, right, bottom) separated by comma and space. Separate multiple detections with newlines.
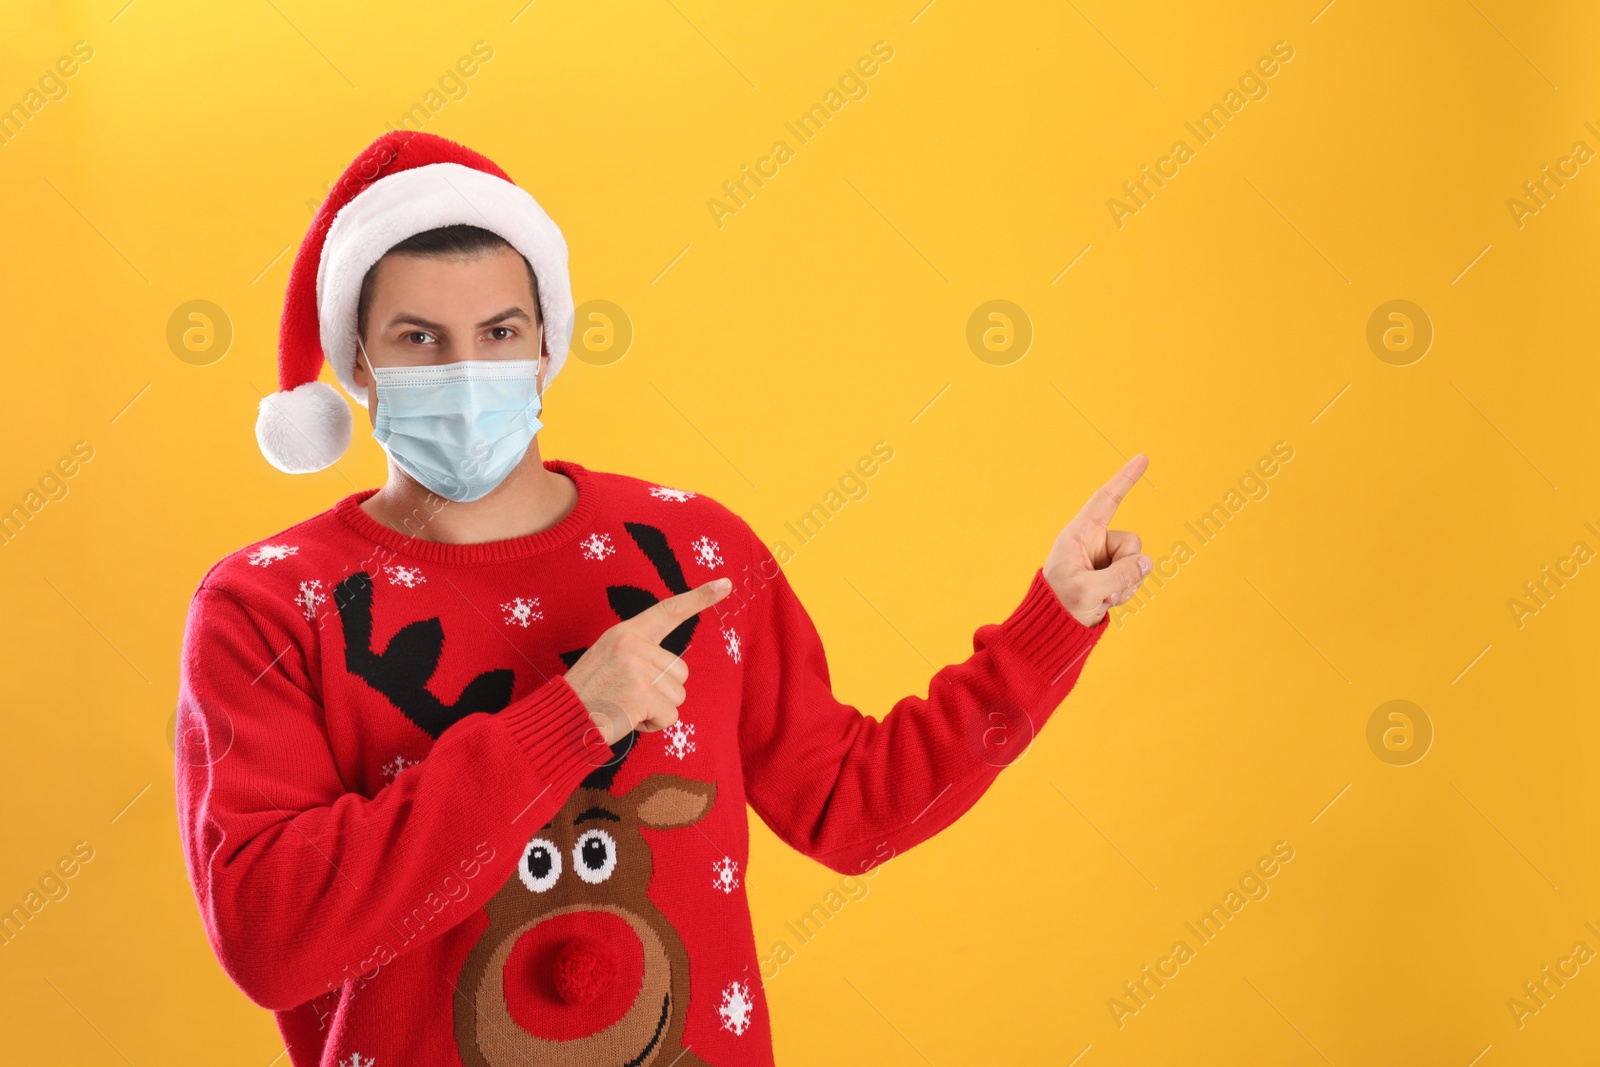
255, 380, 354, 474
316, 162, 574, 409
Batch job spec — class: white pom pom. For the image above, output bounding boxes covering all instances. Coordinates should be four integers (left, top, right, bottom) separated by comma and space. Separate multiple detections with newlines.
255, 381, 354, 473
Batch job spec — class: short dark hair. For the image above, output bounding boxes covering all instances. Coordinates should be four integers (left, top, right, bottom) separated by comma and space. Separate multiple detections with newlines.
356, 224, 541, 340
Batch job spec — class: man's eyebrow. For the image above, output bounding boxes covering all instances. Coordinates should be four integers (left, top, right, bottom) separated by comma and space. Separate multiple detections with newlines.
383, 307, 532, 332
385, 312, 447, 332
476, 306, 531, 328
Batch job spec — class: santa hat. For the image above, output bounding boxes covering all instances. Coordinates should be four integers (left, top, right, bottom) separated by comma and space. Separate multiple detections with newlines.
256, 130, 575, 474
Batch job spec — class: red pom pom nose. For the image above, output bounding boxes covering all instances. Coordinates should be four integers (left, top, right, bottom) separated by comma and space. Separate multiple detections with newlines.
552, 935, 618, 1005
503, 912, 644, 1038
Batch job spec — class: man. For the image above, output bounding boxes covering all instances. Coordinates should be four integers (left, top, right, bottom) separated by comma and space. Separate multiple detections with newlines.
175, 131, 1151, 1067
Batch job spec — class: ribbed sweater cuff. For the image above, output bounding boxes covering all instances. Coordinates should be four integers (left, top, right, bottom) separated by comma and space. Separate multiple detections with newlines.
996, 568, 1109, 683
496, 675, 613, 787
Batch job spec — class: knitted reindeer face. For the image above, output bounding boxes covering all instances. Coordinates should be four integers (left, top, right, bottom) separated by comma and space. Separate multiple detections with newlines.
454, 741, 717, 1067
334, 519, 721, 1064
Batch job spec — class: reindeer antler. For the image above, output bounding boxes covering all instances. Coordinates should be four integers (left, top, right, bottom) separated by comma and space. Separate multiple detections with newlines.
336, 572, 516, 739
558, 521, 701, 671
556, 522, 702, 793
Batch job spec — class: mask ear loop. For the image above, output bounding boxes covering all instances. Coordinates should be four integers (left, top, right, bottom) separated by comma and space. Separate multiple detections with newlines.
535, 320, 547, 402
356, 334, 381, 417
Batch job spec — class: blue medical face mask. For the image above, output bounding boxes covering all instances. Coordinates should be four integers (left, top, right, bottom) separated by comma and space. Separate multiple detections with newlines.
361, 337, 544, 504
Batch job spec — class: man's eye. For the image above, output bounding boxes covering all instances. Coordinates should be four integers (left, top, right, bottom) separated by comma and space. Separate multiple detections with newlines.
488, 327, 514, 341
404, 331, 434, 345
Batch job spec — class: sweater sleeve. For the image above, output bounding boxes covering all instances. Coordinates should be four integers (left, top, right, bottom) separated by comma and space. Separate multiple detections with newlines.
733, 530, 1108, 874
174, 584, 612, 1011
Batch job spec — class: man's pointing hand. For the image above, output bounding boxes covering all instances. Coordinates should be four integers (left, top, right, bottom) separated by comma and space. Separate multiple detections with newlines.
1044, 454, 1152, 627
565, 577, 734, 746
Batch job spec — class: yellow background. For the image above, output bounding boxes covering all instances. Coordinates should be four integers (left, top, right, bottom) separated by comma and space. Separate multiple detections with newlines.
2, 0, 1597, 1063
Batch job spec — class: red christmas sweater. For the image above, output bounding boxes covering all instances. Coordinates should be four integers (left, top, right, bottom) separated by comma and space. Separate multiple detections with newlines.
174, 457, 1107, 1067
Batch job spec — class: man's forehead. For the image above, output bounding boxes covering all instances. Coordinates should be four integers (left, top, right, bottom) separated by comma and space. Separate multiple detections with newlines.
369, 250, 541, 320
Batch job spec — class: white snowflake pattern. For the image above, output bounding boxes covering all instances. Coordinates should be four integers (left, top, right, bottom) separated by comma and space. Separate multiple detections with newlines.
381, 754, 417, 780
579, 532, 615, 561
338, 1054, 374, 1067
649, 486, 697, 503
718, 980, 754, 1036
295, 580, 326, 621
663, 720, 696, 760
712, 856, 741, 894
385, 564, 426, 588
248, 543, 298, 567
691, 535, 722, 568
501, 596, 543, 628
722, 626, 742, 664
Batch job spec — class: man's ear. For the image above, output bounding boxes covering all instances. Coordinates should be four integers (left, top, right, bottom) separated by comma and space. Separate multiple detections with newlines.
352, 338, 371, 389
536, 325, 550, 394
